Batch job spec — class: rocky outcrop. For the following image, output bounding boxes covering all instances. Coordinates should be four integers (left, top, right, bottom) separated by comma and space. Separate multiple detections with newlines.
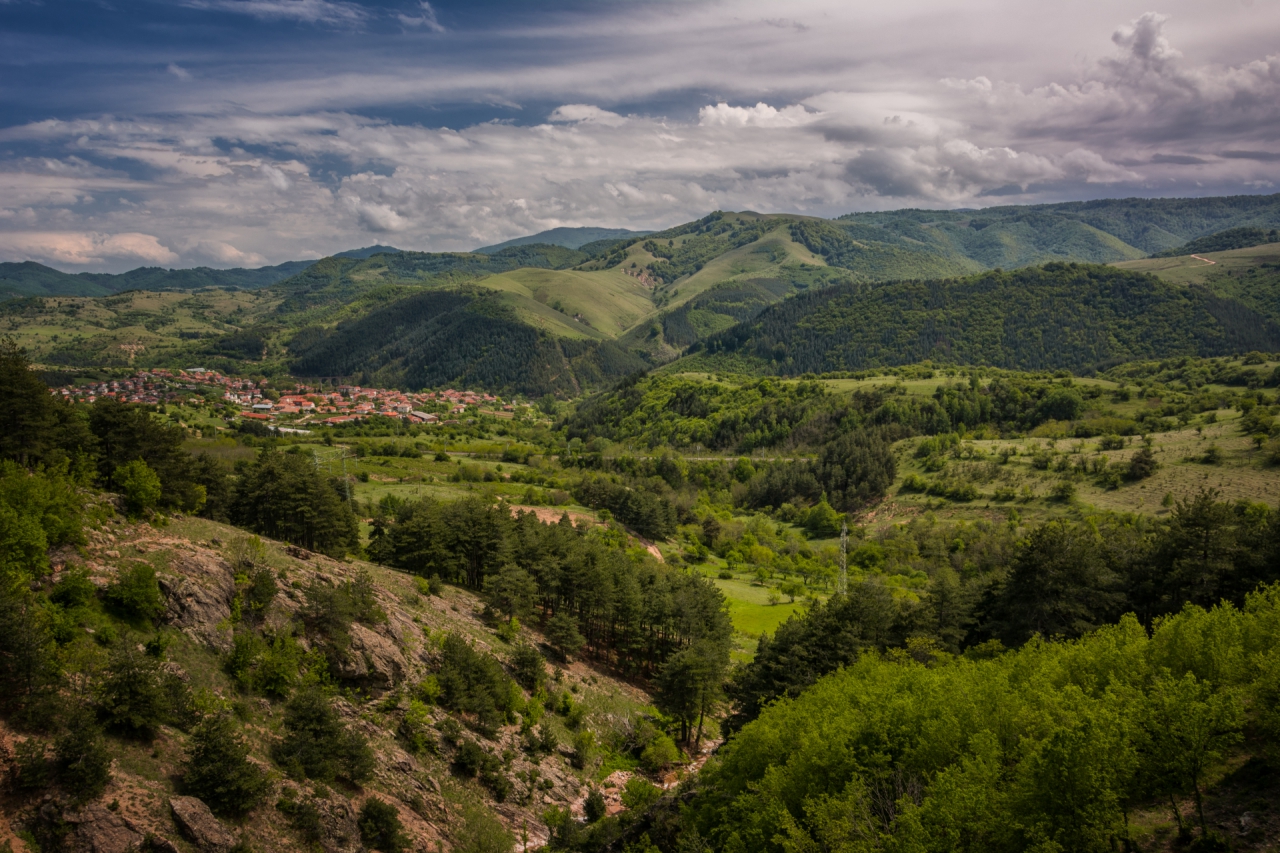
59, 801, 145, 853
159, 553, 236, 652
336, 621, 409, 687
169, 797, 237, 852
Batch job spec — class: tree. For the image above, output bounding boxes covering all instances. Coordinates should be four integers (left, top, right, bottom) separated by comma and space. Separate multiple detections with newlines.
812, 430, 897, 512
359, 798, 409, 853
272, 686, 374, 783
987, 521, 1123, 644
54, 708, 112, 802
1138, 489, 1238, 618
89, 397, 202, 510
1141, 673, 1244, 838
656, 640, 727, 747
545, 611, 585, 662
182, 713, 270, 817
98, 646, 167, 738
103, 563, 167, 623
510, 643, 546, 691
0, 338, 56, 466
1126, 446, 1158, 480
115, 459, 163, 517
231, 451, 360, 557
483, 563, 538, 623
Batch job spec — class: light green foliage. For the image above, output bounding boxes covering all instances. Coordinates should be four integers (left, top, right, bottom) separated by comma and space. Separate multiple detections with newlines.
693, 589, 1280, 853
102, 563, 166, 622
115, 459, 163, 517
399, 699, 436, 755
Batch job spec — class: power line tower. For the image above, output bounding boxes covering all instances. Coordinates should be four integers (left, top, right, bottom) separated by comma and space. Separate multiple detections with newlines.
838, 520, 848, 595
313, 446, 356, 508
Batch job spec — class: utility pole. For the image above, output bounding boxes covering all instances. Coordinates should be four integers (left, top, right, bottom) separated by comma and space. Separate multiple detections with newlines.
838, 520, 848, 595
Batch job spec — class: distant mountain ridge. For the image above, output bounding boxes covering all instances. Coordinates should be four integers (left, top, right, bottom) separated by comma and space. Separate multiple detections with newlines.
474, 226, 652, 254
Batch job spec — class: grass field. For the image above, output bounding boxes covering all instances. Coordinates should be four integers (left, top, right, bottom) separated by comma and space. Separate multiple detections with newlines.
1112, 242, 1280, 285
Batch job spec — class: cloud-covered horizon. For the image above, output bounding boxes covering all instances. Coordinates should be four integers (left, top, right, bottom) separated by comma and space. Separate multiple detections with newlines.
1, 0, 1278, 272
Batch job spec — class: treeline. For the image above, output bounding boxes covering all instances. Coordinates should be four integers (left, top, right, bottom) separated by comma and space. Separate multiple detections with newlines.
289, 288, 646, 397
726, 488, 1280, 734
368, 496, 731, 677
564, 371, 1227, 459
689, 263, 1280, 375
1152, 225, 1279, 257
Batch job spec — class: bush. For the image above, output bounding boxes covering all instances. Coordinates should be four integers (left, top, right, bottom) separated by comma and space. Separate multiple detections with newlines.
358, 798, 409, 853
399, 700, 436, 754
640, 733, 681, 772
584, 789, 606, 823
451, 801, 514, 853
182, 713, 270, 817
98, 647, 168, 738
55, 712, 112, 802
1127, 446, 1158, 480
115, 459, 163, 517
276, 796, 324, 845
511, 643, 546, 691
621, 777, 661, 811
103, 563, 166, 622
272, 687, 374, 783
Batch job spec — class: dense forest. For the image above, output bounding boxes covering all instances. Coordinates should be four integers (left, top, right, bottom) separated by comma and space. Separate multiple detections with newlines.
289, 287, 647, 396
687, 263, 1280, 376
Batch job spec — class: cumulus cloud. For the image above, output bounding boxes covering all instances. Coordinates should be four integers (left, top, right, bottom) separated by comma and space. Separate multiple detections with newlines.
0, 232, 178, 267
2, 4, 1279, 271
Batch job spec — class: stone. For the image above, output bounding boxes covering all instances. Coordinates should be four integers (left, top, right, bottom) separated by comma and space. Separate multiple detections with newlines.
159, 553, 236, 652
169, 796, 237, 852
61, 802, 145, 853
336, 622, 408, 687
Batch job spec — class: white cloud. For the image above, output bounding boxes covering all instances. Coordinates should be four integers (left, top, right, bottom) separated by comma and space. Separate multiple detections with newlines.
167, 63, 193, 81
179, 0, 368, 26
398, 1, 444, 32
547, 105, 627, 127
0, 232, 178, 266
698, 102, 819, 128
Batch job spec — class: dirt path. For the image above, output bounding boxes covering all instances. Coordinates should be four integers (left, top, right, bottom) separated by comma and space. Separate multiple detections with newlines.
1190, 254, 1216, 265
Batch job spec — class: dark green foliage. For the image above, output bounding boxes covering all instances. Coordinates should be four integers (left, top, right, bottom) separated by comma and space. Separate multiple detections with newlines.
102, 563, 166, 622
88, 397, 206, 511
379, 496, 730, 676
438, 634, 518, 734
230, 451, 360, 557
573, 476, 678, 539
656, 640, 729, 746
289, 288, 646, 397
0, 258, 314, 298
358, 798, 410, 853
97, 646, 168, 738
584, 789, 606, 823
453, 739, 512, 800
510, 643, 546, 691
0, 338, 62, 465
182, 713, 270, 817
298, 569, 385, 678
0, 586, 58, 712
1152, 226, 1279, 257
276, 795, 325, 845
54, 710, 112, 801
1128, 446, 1159, 480
272, 686, 375, 783
812, 429, 897, 512
483, 563, 538, 622
691, 264, 1280, 375
450, 801, 515, 853
724, 584, 899, 734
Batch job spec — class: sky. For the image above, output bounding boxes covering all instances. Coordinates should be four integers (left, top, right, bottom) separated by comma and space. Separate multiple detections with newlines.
1, 0, 1279, 272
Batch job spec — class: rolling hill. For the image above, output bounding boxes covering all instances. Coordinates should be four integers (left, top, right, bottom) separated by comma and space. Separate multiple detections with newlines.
6, 192, 1280, 392
474, 226, 652, 253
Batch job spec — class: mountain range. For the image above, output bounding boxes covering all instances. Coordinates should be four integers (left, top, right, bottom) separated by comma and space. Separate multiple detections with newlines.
4, 193, 1280, 395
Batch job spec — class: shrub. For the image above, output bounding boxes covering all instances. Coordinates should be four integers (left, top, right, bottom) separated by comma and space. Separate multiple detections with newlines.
182, 713, 270, 817
584, 789, 606, 823
399, 700, 436, 754
1127, 446, 1158, 480
358, 798, 409, 853
103, 563, 166, 622
115, 459, 163, 517
54, 713, 111, 802
511, 643, 546, 691
622, 777, 662, 811
276, 796, 324, 845
50, 566, 96, 609
451, 801, 514, 853
98, 646, 167, 738
272, 686, 374, 783
640, 733, 681, 772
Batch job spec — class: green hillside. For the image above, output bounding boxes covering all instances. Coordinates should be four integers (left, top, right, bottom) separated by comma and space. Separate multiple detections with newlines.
474, 226, 651, 253
677, 263, 1280, 376
0, 259, 318, 299
1150, 225, 1279, 258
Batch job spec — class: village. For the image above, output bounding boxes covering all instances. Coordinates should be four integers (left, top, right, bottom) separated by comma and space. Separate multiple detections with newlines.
54, 367, 528, 427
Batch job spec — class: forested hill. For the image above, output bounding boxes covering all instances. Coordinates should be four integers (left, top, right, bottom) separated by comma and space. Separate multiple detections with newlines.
289, 287, 647, 396
682, 263, 1280, 376
0, 258, 318, 299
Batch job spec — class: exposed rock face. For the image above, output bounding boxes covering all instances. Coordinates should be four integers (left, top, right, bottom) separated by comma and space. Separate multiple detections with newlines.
60, 802, 145, 853
169, 797, 237, 852
159, 553, 236, 652
337, 621, 409, 687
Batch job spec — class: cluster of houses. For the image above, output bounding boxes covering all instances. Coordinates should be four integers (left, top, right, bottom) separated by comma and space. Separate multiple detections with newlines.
55, 367, 258, 407
241, 384, 518, 426
54, 370, 525, 428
